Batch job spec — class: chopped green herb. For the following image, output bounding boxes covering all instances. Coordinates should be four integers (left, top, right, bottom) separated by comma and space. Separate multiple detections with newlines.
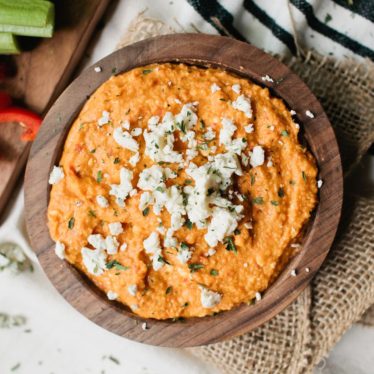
125, 108, 131, 114
97, 170, 103, 183
165, 286, 173, 295
11, 363, 21, 372
113, 209, 119, 217
224, 236, 237, 254
181, 242, 190, 250
210, 269, 219, 276
113, 157, 120, 164
324, 13, 332, 23
278, 187, 285, 198
250, 173, 255, 185
106, 260, 129, 271
188, 263, 204, 273
197, 143, 209, 151
142, 69, 153, 75
111, 67, 117, 74
302, 171, 307, 181
108, 355, 120, 365
219, 98, 226, 101
281, 130, 289, 137
68, 217, 75, 229
234, 229, 241, 235
184, 179, 192, 185
176, 121, 186, 133
158, 255, 170, 265
182, 302, 189, 308
289, 180, 296, 185
184, 219, 193, 229
155, 186, 165, 192
207, 187, 215, 196
252, 197, 264, 205
142, 207, 150, 216
90, 149, 96, 153
88, 210, 96, 218
271, 200, 279, 206
200, 120, 206, 129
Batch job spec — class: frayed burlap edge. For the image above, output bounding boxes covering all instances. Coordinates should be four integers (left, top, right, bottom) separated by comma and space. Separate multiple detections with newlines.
117, 15, 374, 374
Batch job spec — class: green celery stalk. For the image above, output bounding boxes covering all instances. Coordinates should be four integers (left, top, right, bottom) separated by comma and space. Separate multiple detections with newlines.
0, 32, 20, 54
0, 0, 54, 37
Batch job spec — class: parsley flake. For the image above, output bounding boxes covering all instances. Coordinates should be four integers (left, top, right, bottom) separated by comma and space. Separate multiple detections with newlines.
188, 263, 204, 273
68, 217, 75, 229
224, 236, 237, 254
252, 197, 264, 205
271, 200, 279, 206
96, 170, 103, 183
210, 269, 219, 276
142, 207, 150, 216
106, 260, 129, 271
281, 130, 289, 137
142, 69, 153, 75
278, 187, 285, 198
113, 157, 120, 164
165, 286, 173, 294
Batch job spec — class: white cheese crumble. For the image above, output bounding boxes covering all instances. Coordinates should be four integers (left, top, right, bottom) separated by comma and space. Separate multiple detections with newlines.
139, 191, 154, 211
231, 84, 241, 94
129, 152, 140, 167
108, 222, 123, 236
87, 234, 107, 251
131, 127, 142, 137
128, 284, 137, 296
109, 167, 133, 206
107, 291, 118, 300
232, 94, 252, 118
317, 179, 323, 188
48, 166, 64, 185
255, 292, 262, 301
54, 241, 65, 260
210, 83, 221, 93
261, 74, 274, 83
244, 124, 254, 133
137, 165, 165, 191
250, 146, 265, 168
306, 110, 315, 118
113, 126, 139, 152
205, 248, 216, 257
219, 118, 236, 146
96, 195, 109, 208
143, 231, 164, 271
81, 247, 106, 276
94, 66, 102, 73
290, 269, 297, 277
177, 246, 192, 264
120, 242, 127, 252
205, 207, 239, 247
290, 110, 296, 116
203, 127, 216, 141
105, 236, 119, 254
200, 286, 222, 308
141, 322, 148, 331
175, 103, 198, 131
98, 110, 110, 126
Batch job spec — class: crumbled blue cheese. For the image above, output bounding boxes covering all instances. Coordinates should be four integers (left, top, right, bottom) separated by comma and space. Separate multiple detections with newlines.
244, 124, 254, 133
113, 126, 139, 152
131, 127, 142, 137
210, 83, 221, 93
109, 167, 134, 206
177, 246, 192, 264
129, 152, 140, 167
250, 146, 265, 168
205, 207, 239, 247
232, 95, 252, 118
305, 110, 315, 118
98, 111, 110, 126
96, 195, 109, 208
107, 291, 118, 300
203, 127, 216, 141
139, 191, 154, 211
105, 236, 119, 254
137, 165, 166, 191
232, 84, 241, 94
108, 222, 123, 236
87, 234, 107, 250
261, 74, 274, 83
54, 241, 65, 260
81, 247, 107, 276
48, 166, 64, 185
200, 286, 222, 308
128, 284, 137, 296
143, 112, 183, 163
219, 118, 236, 146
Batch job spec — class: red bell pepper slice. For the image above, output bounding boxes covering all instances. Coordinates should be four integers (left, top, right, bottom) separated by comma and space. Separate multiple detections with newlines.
0, 106, 42, 141
0, 91, 12, 109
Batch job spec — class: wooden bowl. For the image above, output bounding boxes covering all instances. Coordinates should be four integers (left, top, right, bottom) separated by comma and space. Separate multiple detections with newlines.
24, 34, 343, 347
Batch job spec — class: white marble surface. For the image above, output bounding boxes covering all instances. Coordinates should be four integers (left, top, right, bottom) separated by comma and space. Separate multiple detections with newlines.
0, 1, 373, 373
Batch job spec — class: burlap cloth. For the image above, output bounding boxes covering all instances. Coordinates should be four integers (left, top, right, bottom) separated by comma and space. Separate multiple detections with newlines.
116, 15, 374, 374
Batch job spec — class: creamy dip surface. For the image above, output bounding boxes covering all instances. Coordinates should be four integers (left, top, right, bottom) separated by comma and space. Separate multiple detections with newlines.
48, 63, 318, 319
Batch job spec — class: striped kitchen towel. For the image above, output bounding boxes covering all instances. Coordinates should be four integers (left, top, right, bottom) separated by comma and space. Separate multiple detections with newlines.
118, 0, 374, 61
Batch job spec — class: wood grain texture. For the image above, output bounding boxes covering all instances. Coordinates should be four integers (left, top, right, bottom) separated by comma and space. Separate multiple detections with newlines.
0, 0, 110, 222
24, 34, 343, 347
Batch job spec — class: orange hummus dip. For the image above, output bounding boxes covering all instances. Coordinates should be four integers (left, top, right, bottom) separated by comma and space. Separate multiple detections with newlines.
48, 63, 318, 319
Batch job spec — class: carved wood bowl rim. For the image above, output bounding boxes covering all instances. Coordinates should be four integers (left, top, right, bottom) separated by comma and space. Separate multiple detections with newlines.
24, 34, 343, 347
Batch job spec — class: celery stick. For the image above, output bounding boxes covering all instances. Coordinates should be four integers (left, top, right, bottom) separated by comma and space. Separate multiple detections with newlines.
0, 0, 54, 37
0, 32, 20, 54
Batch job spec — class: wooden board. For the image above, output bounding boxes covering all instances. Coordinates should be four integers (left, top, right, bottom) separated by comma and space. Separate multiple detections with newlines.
0, 0, 110, 223
24, 34, 343, 347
